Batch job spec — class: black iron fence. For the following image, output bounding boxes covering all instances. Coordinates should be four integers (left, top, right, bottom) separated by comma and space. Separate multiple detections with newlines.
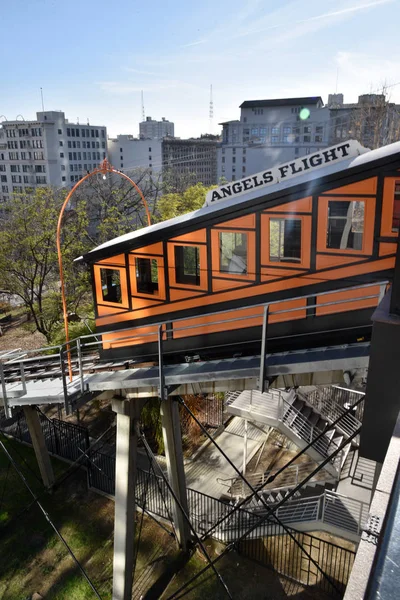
0, 409, 355, 598
0, 408, 90, 463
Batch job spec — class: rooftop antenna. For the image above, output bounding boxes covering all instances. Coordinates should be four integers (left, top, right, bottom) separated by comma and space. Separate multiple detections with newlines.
209, 84, 214, 133
40, 87, 45, 112
141, 90, 145, 122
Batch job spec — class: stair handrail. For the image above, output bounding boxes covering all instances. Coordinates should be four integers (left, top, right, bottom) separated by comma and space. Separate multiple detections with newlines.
300, 386, 364, 437
280, 396, 342, 460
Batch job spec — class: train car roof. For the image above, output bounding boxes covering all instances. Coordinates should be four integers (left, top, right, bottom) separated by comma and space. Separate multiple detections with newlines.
80, 140, 400, 264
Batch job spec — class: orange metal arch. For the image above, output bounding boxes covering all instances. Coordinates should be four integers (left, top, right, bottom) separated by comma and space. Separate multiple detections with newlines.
57, 159, 151, 379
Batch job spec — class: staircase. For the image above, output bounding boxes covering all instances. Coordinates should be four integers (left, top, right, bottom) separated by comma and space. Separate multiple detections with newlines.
226, 389, 361, 477
218, 460, 336, 501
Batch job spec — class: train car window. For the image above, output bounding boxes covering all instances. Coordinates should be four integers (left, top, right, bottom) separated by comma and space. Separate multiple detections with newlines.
175, 245, 200, 285
219, 232, 248, 274
136, 258, 159, 295
269, 219, 301, 262
327, 200, 364, 250
392, 182, 400, 232
100, 268, 122, 303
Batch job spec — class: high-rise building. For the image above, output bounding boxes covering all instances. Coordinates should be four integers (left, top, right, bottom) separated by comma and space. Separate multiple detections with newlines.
162, 138, 218, 187
107, 135, 162, 178
139, 116, 174, 140
0, 111, 107, 201
327, 93, 400, 149
218, 97, 330, 181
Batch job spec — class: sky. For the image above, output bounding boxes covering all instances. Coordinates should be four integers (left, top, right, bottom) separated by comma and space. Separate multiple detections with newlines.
1, 0, 400, 139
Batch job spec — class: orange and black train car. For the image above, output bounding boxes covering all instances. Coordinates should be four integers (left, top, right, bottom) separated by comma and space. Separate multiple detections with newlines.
80, 140, 400, 362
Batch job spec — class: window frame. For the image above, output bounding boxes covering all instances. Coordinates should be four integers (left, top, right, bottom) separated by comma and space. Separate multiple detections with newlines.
167, 242, 207, 290
380, 178, 400, 239
129, 254, 165, 299
261, 214, 311, 269
317, 196, 375, 256
94, 264, 129, 308
269, 218, 303, 263
174, 245, 201, 286
211, 228, 256, 281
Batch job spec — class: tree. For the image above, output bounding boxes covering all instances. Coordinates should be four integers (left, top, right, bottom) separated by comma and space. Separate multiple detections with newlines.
156, 182, 216, 222
0, 188, 90, 342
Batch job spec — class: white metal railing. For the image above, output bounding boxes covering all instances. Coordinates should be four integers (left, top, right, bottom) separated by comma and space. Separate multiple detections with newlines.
300, 385, 364, 438
0, 280, 383, 414
218, 461, 336, 499
279, 394, 344, 466
251, 490, 369, 537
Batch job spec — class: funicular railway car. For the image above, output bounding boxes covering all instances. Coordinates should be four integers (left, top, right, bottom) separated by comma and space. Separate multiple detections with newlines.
80, 140, 400, 362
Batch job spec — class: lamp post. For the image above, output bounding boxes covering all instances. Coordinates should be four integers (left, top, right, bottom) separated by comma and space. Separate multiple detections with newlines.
57, 158, 151, 379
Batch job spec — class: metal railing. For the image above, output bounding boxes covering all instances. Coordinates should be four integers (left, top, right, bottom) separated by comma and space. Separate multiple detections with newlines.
301, 385, 365, 434
0, 280, 385, 414
218, 461, 336, 499
0, 410, 357, 598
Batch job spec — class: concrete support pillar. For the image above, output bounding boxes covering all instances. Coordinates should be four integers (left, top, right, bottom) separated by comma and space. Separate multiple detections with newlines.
112, 398, 141, 600
160, 397, 191, 551
23, 406, 54, 489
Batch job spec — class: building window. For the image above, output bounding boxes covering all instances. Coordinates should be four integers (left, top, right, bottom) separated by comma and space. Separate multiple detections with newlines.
316, 126, 323, 134
219, 232, 247, 274
232, 157, 236, 164
149, 147, 152, 152
62, 176, 66, 182
303, 135, 311, 143
175, 245, 200, 286
270, 219, 301, 263
315, 135, 322, 143
136, 258, 159, 295
60, 152, 64, 158
271, 127, 280, 135
100, 268, 122, 303
392, 182, 400, 232
283, 127, 291, 134
58, 129, 62, 134
304, 126, 311, 134
251, 128, 258, 135
271, 136, 279, 143
327, 200, 364, 250
259, 128, 267, 135
242, 166, 246, 173
283, 135, 289, 143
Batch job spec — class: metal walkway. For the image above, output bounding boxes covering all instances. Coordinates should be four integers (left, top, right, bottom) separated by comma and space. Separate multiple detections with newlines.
0, 341, 370, 415
0, 281, 382, 416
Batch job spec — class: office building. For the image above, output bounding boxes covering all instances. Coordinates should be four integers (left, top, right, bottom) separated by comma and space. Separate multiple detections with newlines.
328, 93, 400, 149
107, 135, 162, 177
218, 97, 330, 181
0, 111, 107, 201
162, 138, 218, 187
139, 116, 174, 140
